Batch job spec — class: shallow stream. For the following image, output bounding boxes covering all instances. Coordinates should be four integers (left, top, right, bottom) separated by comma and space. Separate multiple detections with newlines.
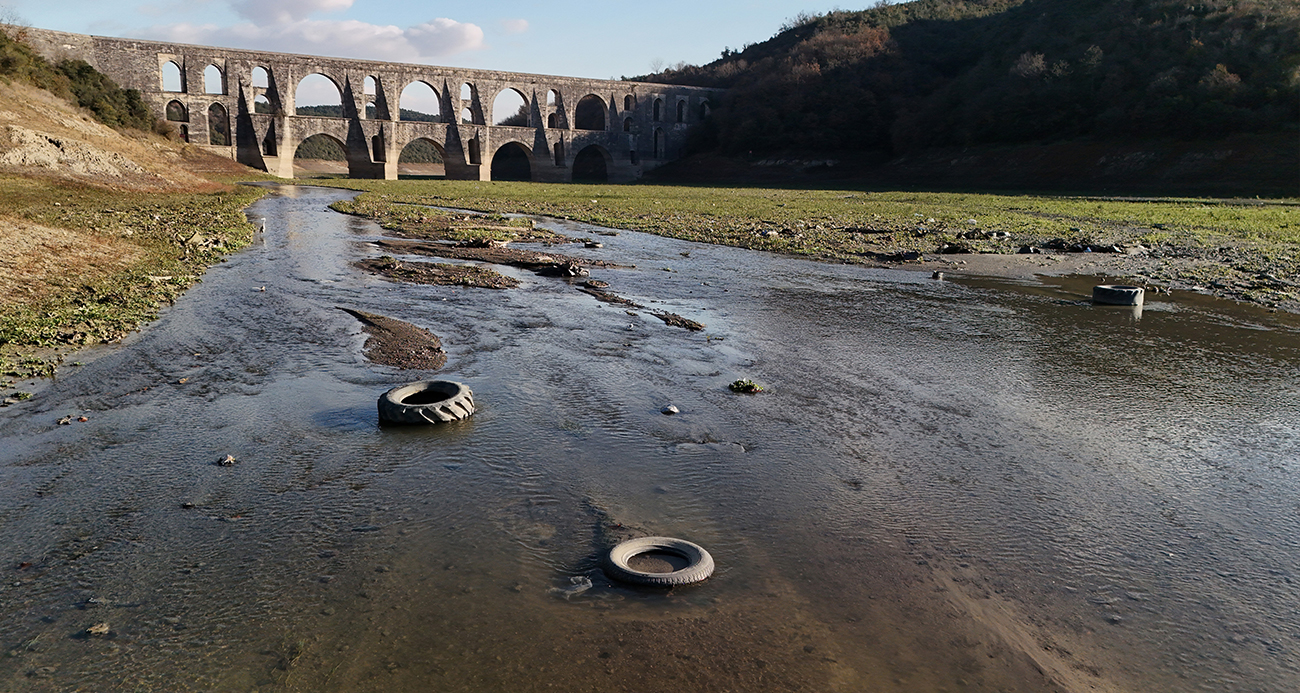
1, 184, 1297, 692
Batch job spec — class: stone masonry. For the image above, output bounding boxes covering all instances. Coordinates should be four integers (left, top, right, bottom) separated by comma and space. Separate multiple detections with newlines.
17, 26, 720, 182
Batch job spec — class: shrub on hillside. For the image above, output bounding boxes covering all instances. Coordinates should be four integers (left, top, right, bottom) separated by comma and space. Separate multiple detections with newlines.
57, 59, 152, 131
0, 30, 154, 132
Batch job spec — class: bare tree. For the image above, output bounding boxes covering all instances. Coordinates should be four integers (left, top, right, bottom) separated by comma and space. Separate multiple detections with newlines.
0, 4, 29, 37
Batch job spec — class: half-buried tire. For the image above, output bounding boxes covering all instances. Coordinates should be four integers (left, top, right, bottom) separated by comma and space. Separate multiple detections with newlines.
603, 536, 714, 587
1092, 284, 1145, 306
378, 380, 475, 425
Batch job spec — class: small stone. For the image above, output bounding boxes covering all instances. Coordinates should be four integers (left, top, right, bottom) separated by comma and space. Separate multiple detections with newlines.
77, 416, 88, 422
57, 416, 72, 425
585, 242, 603, 248
216, 454, 236, 466
180, 502, 195, 509
375, 565, 391, 573
661, 405, 679, 415
87, 622, 110, 637
932, 271, 944, 280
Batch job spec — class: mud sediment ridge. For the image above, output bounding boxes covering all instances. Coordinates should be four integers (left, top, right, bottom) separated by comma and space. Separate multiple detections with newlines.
338, 307, 447, 370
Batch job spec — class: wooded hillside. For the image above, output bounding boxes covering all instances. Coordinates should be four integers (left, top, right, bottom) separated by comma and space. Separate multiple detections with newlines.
637, 0, 1299, 156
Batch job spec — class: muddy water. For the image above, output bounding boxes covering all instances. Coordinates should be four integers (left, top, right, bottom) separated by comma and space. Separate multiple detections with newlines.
2, 184, 1298, 692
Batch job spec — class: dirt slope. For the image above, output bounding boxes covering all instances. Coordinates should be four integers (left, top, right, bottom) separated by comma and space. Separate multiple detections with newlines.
0, 80, 244, 191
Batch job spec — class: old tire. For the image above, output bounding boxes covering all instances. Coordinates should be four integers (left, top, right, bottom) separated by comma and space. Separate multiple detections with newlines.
377, 380, 475, 425
603, 537, 714, 587
1093, 284, 1145, 306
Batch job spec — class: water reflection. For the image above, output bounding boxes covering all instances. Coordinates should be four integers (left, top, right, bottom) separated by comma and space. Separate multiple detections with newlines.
0, 185, 1296, 692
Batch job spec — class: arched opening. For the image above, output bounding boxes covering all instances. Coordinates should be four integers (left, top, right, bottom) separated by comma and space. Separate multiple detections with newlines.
572, 145, 609, 183
653, 98, 663, 122
294, 133, 347, 177
547, 113, 558, 129
364, 76, 377, 95
253, 94, 273, 114
399, 81, 440, 121
178, 124, 188, 143
654, 128, 664, 158
467, 136, 481, 164
295, 74, 343, 116
553, 141, 564, 166
207, 103, 229, 145
398, 138, 445, 178
676, 100, 686, 123
490, 142, 532, 181
624, 94, 635, 111
365, 101, 376, 119
161, 61, 183, 93
492, 88, 529, 126
574, 94, 606, 131
622, 117, 632, 133
204, 65, 224, 95
262, 121, 277, 156
629, 149, 638, 165
546, 90, 557, 106
459, 83, 482, 125
699, 101, 711, 120
165, 100, 188, 122
251, 66, 270, 89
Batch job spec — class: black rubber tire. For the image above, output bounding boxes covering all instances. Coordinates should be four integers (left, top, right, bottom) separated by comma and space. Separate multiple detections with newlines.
603, 536, 714, 586
377, 380, 475, 425
1093, 284, 1145, 306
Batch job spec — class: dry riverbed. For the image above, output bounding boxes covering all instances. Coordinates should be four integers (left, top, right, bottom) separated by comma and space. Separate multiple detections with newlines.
317, 180, 1300, 314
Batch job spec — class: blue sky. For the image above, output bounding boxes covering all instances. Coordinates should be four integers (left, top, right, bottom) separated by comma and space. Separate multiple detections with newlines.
4, 0, 856, 79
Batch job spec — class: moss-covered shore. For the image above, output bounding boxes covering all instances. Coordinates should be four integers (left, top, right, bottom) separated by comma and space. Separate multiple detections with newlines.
314, 179, 1300, 311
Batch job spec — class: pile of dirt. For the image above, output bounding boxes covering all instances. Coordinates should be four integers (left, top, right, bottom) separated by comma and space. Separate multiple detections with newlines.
339, 308, 447, 370
0, 80, 228, 192
355, 256, 519, 289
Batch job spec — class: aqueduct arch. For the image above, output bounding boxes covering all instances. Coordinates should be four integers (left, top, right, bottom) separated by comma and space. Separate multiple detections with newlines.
18, 27, 720, 182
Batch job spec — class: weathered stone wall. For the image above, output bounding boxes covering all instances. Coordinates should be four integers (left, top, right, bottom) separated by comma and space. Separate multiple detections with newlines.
15, 26, 721, 182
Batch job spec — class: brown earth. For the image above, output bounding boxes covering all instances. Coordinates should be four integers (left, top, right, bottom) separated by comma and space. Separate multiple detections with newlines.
338, 307, 447, 370
0, 81, 234, 192
0, 216, 143, 308
372, 238, 625, 272
355, 256, 520, 289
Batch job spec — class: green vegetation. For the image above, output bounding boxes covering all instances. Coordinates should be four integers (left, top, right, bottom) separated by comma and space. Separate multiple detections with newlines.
312, 178, 1300, 308
330, 195, 561, 244
0, 176, 266, 382
730, 379, 765, 393
0, 28, 153, 131
640, 0, 1300, 156
314, 179, 1300, 254
295, 133, 346, 161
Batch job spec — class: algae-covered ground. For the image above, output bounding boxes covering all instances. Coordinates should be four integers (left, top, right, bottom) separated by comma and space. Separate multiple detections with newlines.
314, 179, 1300, 310
7, 174, 1298, 388
0, 176, 267, 385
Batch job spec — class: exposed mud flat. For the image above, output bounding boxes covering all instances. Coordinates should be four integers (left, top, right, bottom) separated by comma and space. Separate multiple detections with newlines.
354, 256, 519, 290
372, 238, 622, 273
578, 285, 705, 331
4, 186, 1296, 693
338, 307, 447, 370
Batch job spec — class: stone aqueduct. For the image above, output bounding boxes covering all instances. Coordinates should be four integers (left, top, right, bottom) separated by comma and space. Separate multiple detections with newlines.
20, 27, 720, 182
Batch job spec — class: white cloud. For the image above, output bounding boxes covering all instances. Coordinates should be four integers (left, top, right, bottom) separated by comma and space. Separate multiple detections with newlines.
406, 18, 487, 57
141, 16, 485, 62
231, 0, 353, 24
500, 18, 528, 35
